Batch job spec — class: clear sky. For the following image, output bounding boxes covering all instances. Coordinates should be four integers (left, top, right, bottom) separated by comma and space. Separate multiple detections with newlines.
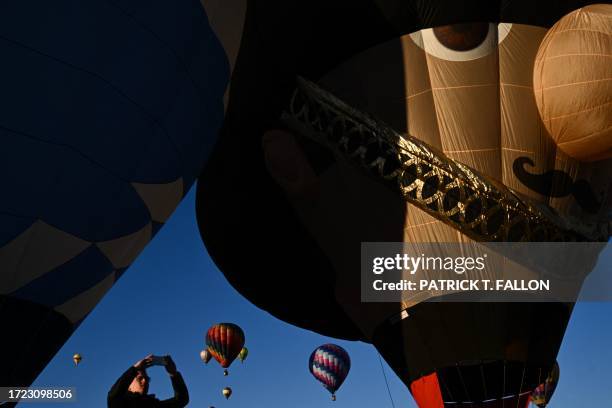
24, 186, 612, 408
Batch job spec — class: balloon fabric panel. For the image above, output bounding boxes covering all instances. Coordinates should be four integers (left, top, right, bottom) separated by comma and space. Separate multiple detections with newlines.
0, 0, 229, 389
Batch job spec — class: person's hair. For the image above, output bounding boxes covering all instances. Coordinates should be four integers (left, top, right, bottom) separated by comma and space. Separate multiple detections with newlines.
135, 368, 149, 379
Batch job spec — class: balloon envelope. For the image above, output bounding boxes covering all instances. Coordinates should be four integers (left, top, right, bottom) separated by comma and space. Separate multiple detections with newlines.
238, 347, 249, 363
205, 323, 245, 370
196, 1, 611, 407
200, 349, 212, 364
0, 0, 228, 388
309, 344, 351, 398
534, 4, 612, 161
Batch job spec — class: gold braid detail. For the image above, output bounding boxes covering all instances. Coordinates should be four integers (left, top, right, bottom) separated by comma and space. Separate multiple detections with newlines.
281, 77, 609, 243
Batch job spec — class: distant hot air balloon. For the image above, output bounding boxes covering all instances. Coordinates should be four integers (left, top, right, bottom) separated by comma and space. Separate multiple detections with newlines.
531, 362, 560, 407
0, 0, 229, 392
222, 387, 232, 400
206, 323, 245, 376
196, 1, 611, 408
309, 344, 351, 401
238, 347, 249, 363
200, 349, 212, 364
72, 353, 81, 366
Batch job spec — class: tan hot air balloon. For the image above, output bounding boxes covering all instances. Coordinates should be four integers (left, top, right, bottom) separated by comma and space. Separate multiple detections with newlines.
287, 18, 611, 406
222, 387, 232, 400
200, 349, 212, 364
72, 353, 82, 366
534, 4, 612, 162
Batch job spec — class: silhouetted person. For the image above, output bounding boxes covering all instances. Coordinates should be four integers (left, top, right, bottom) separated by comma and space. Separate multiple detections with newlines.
108, 354, 189, 408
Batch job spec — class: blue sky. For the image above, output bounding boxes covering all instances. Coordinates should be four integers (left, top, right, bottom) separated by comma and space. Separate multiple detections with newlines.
25, 186, 612, 408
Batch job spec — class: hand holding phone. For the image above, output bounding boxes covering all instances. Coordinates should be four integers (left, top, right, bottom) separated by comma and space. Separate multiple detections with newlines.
150, 355, 167, 367
133, 354, 154, 369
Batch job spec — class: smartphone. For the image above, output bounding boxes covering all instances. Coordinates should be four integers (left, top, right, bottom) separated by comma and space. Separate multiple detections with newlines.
150, 355, 166, 366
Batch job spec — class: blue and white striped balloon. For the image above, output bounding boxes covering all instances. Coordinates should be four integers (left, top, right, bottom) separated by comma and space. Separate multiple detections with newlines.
309, 344, 351, 400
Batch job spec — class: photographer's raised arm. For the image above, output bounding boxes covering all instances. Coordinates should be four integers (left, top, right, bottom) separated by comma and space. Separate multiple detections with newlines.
159, 356, 189, 408
107, 366, 138, 408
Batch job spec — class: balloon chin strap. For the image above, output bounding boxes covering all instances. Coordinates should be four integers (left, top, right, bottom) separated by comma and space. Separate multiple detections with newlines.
331, 394, 336, 401
223, 369, 228, 376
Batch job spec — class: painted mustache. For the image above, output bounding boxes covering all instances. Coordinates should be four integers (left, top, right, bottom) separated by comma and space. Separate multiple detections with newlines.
513, 157, 602, 214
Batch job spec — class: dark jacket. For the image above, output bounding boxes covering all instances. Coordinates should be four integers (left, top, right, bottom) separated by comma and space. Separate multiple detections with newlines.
107, 366, 189, 408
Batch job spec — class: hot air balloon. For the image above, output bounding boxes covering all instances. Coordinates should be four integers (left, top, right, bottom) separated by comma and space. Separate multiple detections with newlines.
0, 0, 229, 392
309, 344, 351, 401
196, 1, 611, 407
238, 347, 249, 363
206, 323, 245, 376
200, 349, 213, 364
222, 387, 232, 400
72, 353, 82, 366
531, 362, 560, 407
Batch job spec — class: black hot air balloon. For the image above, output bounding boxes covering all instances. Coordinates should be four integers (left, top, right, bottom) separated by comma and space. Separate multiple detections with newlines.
0, 0, 229, 392
197, 1, 611, 407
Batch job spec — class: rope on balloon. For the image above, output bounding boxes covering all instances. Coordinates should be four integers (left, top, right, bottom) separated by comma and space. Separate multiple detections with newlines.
377, 352, 396, 408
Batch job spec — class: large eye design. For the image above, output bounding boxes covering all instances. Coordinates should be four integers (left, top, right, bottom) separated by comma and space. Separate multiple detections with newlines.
433, 23, 489, 51
409, 23, 512, 61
